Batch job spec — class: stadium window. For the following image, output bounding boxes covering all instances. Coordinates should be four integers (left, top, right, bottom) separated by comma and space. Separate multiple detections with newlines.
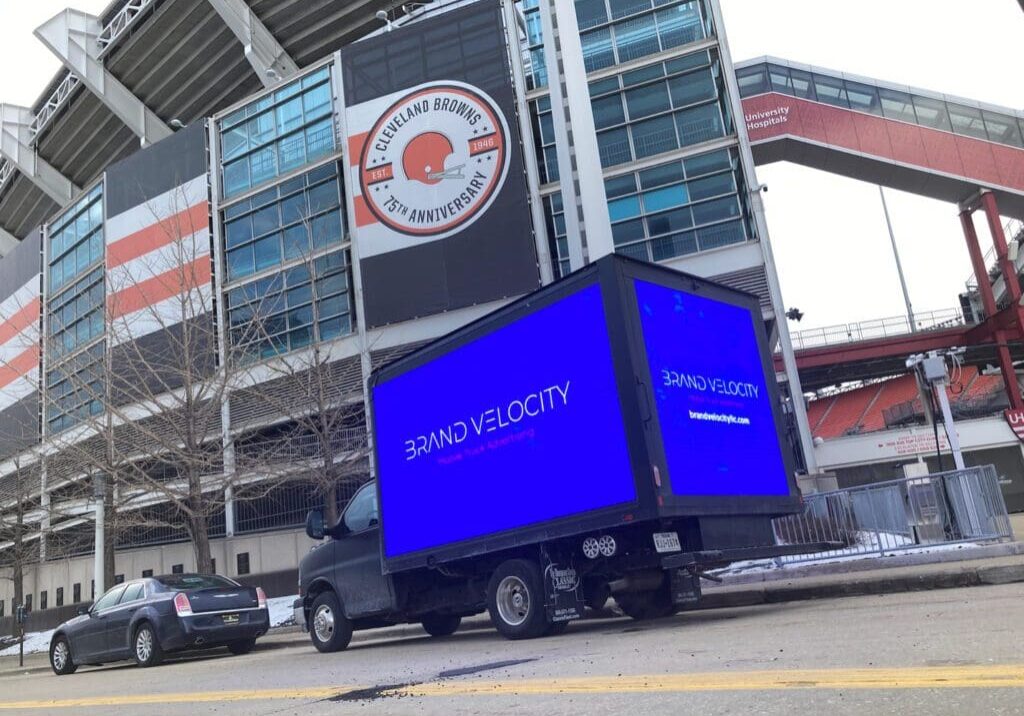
812, 74, 848, 108
73, 583, 81, 603
948, 103, 989, 141
736, 65, 769, 97
879, 88, 917, 124
0, 600, 4, 617
211, 559, 217, 575
25, 594, 32, 612
172, 564, 184, 574
219, 67, 337, 199
236, 553, 251, 576
56, 588, 64, 607
625, 80, 673, 121
767, 64, 792, 94
142, 569, 153, 578
40, 591, 47, 611
911, 95, 952, 132
114, 574, 125, 585
90, 580, 94, 599
844, 81, 881, 116
982, 111, 1024, 148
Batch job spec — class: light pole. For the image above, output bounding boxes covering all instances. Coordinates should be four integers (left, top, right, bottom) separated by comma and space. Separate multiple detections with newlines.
879, 186, 916, 331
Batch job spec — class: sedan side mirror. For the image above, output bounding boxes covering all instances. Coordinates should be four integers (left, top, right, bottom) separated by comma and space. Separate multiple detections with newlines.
77, 605, 91, 616
305, 509, 325, 540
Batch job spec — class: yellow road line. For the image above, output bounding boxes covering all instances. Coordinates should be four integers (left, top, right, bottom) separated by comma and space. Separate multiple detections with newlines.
3, 664, 1023, 710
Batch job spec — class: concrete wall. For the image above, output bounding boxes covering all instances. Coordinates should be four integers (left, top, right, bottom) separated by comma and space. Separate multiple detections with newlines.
0, 528, 317, 618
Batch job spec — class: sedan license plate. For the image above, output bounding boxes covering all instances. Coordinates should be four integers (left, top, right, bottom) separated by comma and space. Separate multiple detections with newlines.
653, 531, 681, 554
222, 613, 240, 625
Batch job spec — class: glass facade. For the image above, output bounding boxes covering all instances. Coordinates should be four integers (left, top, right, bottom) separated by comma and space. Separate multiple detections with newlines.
736, 62, 1024, 149
226, 249, 353, 364
222, 163, 344, 282
218, 64, 353, 366
219, 67, 336, 199
542, 193, 571, 278
530, 96, 559, 184
577, 0, 712, 73
608, 147, 752, 262
519, 0, 547, 90
46, 184, 106, 434
590, 49, 732, 169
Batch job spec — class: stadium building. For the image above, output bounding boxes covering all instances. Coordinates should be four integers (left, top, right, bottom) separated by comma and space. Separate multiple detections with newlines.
1, 0, 1022, 631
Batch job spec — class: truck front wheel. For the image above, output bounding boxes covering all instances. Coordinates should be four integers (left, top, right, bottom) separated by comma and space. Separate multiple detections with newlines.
487, 559, 549, 640
309, 592, 353, 653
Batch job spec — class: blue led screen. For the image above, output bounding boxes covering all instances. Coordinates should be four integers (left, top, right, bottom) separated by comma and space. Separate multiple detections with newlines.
373, 284, 637, 559
634, 279, 790, 496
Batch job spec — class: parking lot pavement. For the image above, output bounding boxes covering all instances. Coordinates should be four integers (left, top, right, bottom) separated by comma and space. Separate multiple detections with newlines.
2, 582, 1023, 715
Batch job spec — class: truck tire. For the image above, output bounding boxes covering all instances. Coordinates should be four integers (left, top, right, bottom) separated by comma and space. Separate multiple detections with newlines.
616, 585, 676, 621
487, 559, 549, 640
421, 613, 461, 637
309, 591, 353, 653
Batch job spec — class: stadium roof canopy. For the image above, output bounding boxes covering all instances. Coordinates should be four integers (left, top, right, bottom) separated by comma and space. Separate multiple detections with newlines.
0, 0, 394, 250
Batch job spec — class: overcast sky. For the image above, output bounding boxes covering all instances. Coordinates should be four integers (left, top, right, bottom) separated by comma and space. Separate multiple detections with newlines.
2, 1, 1022, 331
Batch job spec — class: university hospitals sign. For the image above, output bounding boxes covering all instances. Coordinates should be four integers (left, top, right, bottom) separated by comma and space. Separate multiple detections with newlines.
1004, 409, 1024, 442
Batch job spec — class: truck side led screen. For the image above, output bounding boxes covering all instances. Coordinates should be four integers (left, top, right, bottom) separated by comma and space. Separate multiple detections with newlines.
373, 284, 637, 559
634, 279, 790, 496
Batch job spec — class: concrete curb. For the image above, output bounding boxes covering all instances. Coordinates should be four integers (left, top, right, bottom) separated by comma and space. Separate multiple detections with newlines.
713, 541, 1024, 586
699, 563, 1024, 609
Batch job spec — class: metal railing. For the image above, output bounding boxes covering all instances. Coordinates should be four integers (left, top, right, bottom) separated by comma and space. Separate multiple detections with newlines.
97, 0, 158, 54
773, 465, 1013, 565
965, 218, 1024, 290
788, 307, 968, 351
0, 159, 14, 194
30, 73, 81, 140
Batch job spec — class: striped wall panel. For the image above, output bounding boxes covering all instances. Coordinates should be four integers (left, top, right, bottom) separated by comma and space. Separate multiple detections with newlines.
0, 230, 42, 457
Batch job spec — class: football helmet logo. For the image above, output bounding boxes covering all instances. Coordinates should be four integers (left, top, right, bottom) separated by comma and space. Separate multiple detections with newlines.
403, 132, 464, 185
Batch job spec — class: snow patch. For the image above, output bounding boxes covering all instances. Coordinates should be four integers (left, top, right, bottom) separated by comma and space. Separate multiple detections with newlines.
267, 595, 298, 628
0, 628, 55, 657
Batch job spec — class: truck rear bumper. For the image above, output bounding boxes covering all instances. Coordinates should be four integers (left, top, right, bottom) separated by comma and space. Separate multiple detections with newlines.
661, 541, 841, 570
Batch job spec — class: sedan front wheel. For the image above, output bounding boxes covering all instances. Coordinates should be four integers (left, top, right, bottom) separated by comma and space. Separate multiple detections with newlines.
50, 636, 78, 675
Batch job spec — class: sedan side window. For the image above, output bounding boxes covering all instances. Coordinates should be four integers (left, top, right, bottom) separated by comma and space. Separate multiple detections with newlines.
92, 585, 127, 612
343, 486, 379, 533
120, 583, 145, 603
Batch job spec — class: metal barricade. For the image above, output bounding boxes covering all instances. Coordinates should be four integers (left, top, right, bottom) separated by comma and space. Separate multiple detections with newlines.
773, 465, 1014, 564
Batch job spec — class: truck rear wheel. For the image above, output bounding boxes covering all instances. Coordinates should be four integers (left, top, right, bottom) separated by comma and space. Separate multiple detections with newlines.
616, 583, 676, 621
421, 613, 461, 637
487, 559, 549, 640
310, 591, 353, 653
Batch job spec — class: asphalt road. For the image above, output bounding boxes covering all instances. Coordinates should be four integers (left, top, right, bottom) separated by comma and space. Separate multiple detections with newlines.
2, 583, 1023, 715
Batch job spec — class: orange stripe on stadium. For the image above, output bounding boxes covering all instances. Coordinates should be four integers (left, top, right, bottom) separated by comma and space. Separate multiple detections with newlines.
0, 297, 40, 345
353, 195, 378, 227
107, 202, 209, 269
107, 259, 212, 319
0, 345, 39, 390
348, 132, 369, 165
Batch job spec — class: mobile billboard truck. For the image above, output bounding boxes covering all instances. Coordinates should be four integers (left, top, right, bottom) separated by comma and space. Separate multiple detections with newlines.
296, 255, 827, 650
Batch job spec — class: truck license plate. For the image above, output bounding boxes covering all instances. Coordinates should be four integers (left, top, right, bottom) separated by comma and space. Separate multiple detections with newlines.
653, 532, 681, 553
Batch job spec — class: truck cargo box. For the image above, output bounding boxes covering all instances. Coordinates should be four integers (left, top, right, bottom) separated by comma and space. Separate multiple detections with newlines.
370, 255, 801, 573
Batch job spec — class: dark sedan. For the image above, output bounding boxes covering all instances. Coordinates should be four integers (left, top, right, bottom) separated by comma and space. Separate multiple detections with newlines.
49, 574, 270, 675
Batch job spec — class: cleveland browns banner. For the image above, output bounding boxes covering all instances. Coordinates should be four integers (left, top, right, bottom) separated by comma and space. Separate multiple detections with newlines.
341, 1, 540, 327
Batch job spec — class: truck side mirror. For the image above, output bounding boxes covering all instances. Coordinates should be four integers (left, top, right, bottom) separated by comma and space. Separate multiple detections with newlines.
305, 509, 326, 540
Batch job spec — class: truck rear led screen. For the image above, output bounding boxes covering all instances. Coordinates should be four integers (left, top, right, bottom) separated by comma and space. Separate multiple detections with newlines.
373, 284, 636, 560
633, 279, 790, 496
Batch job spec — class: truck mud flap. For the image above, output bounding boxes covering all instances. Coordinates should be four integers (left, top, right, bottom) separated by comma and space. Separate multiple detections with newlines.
541, 549, 585, 623
669, 570, 701, 605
